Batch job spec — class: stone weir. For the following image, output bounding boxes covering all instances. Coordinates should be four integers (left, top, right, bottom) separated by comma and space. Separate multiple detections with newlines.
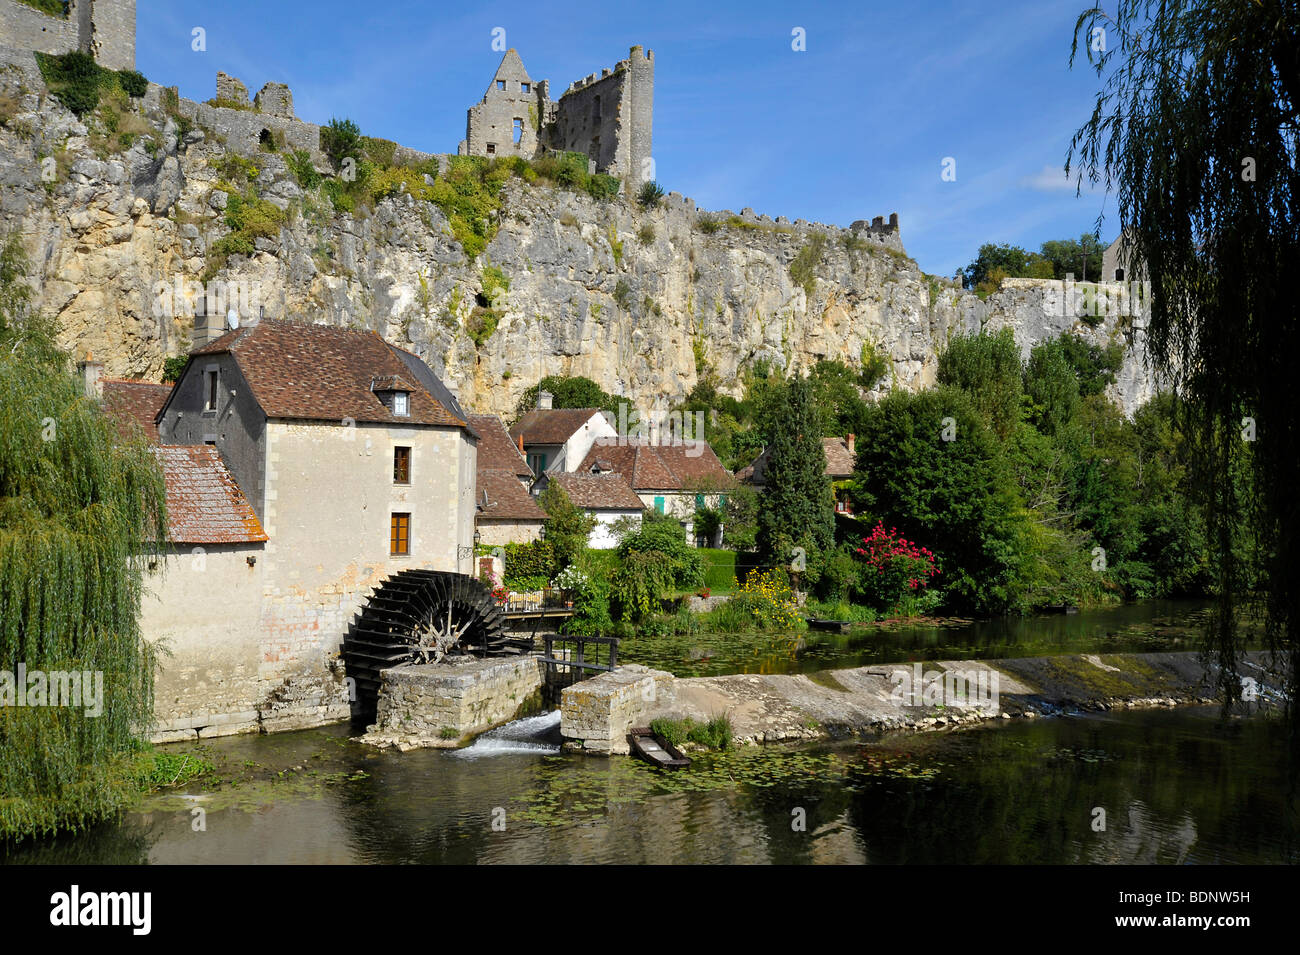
360, 655, 546, 751
559, 652, 1284, 752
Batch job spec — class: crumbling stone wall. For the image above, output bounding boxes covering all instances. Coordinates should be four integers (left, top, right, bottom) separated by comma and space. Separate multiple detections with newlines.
462, 48, 546, 161
0, 0, 133, 69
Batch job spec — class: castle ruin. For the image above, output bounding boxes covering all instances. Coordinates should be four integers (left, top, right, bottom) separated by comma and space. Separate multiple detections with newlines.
459, 46, 655, 192
0, 0, 134, 70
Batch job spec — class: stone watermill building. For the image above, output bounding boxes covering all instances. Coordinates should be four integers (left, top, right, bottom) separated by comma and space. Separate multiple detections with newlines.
99, 320, 482, 740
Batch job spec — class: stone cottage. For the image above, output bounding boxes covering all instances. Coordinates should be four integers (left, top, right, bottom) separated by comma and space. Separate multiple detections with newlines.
510, 398, 619, 477
468, 412, 545, 546
103, 319, 479, 741
536, 471, 645, 549
578, 438, 732, 546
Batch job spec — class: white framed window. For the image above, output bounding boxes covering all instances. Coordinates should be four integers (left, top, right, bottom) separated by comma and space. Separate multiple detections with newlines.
204, 368, 219, 412
392, 392, 409, 416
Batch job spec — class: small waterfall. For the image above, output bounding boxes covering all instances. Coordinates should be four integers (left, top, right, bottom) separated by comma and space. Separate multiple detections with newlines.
451, 710, 562, 758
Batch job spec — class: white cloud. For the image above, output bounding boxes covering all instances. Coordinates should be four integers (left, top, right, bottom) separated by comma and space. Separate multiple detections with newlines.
1021, 163, 1105, 194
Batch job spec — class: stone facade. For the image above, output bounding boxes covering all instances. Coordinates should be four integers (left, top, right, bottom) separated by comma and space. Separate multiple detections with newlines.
461, 45, 654, 191
142, 321, 478, 740
560, 664, 676, 754
363, 655, 545, 749
0, 0, 134, 70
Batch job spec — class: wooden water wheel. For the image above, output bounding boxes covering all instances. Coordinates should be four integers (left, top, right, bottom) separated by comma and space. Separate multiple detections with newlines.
342, 569, 511, 714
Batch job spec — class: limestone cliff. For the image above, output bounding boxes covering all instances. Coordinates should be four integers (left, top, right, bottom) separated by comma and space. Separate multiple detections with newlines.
0, 48, 1155, 421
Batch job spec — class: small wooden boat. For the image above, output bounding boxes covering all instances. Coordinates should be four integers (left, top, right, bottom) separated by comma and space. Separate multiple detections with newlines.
808, 618, 852, 634
627, 727, 691, 770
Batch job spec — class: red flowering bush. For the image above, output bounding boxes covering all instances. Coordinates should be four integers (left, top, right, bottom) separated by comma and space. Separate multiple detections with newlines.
853, 522, 940, 615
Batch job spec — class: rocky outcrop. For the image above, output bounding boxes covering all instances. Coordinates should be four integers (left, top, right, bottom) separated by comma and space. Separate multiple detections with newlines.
0, 46, 1156, 418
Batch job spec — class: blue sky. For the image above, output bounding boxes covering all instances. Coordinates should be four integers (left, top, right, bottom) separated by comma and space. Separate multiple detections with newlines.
138, 0, 1118, 278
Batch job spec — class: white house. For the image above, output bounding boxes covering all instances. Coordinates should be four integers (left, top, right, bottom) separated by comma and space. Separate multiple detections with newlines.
509, 394, 619, 477
538, 471, 644, 549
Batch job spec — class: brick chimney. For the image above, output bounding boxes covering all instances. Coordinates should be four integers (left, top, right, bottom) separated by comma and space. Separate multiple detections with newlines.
537, 390, 553, 410
517, 434, 525, 453
846, 433, 856, 455
78, 354, 104, 400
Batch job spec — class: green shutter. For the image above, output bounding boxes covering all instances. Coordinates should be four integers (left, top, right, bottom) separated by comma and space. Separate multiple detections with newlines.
695, 493, 705, 509
654, 496, 665, 513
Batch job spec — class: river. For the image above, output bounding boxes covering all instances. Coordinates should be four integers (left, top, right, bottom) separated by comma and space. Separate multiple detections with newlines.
4, 705, 1293, 865
5, 598, 1290, 865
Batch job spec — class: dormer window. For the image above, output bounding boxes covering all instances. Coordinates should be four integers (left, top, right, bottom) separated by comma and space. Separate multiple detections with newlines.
371, 375, 415, 416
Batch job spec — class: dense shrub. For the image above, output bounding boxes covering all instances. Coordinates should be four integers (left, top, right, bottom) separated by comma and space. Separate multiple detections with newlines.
116, 69, 148, 98
503, 539, 556, 583
851, 522, 940, 615
538, 483, 594, 571
637, 179, 665, 207
611, 510, 703, 620
36, 51, 105, 116
320, 117, 362, 171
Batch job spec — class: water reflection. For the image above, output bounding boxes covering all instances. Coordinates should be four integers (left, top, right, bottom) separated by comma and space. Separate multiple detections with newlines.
4, 704, 1293, 865
620, 598, 1217, 677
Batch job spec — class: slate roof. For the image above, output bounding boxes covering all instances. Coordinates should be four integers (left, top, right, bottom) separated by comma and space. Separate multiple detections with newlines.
468, 414, 533, 480
576, 439, 731, 491
101, 379, 172, 444
476, 468, 546, 522
155, 445, 267, 544
191, 321, 467, 428
510, 407, 607, 446
738, 437, 855, 485
550, 472, 645, 510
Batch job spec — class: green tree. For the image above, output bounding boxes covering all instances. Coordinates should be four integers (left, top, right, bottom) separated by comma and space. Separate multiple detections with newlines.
807, 359, 871, 439
0, 233, 168, 841
853, 386, 1031, 614
320, 117, 362, 172
1055, 333, 1123, 397
962, 243, 1032, 289
511, 375, 622, 425
756, 376, 834, 574
1023, 338, 1081, 437
611, 510, 703, 620
536, 482, 593, 571
1039, 234, 1105, 281
937, 328, 1025, 439
1068, 0, 1300, 735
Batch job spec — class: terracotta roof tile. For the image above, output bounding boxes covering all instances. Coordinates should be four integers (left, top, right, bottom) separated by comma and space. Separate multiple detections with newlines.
468, 413, 533, 479
509, 407, 607, 445
101, 380, 172, 444
193, 320, 465, 428
739, 437, 853, 485
821, 437, 856, 477
476, 469, 546, 522
578, 439, 730, 491
551, 472, 645, 510
155, 446, 267, 544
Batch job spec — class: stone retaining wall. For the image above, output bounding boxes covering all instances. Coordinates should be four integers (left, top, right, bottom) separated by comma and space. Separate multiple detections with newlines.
560, 664, 676, 754
363, 655, 544, 750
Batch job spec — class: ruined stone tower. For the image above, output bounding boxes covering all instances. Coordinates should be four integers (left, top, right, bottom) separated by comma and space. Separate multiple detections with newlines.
0, 0, 135, 70
460, 45, 655, 191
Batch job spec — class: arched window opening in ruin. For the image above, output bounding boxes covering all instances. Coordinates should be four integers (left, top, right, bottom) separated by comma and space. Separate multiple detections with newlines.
512, 118, 523, 144
1115, 268, 1124, 281
259, 128, 273, 148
